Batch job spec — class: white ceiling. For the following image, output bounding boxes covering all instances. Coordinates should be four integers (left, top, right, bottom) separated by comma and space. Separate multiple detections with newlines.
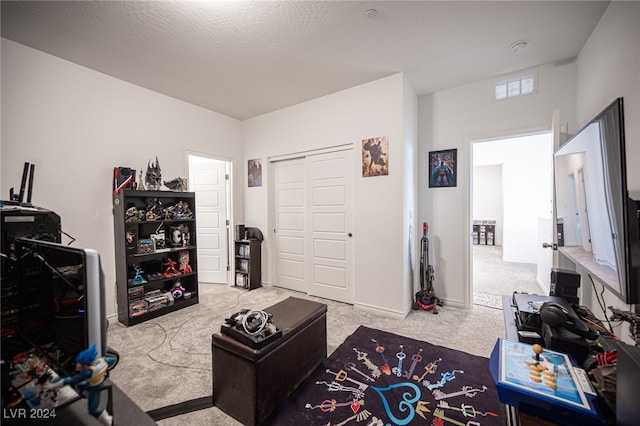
1, 1, 609, 120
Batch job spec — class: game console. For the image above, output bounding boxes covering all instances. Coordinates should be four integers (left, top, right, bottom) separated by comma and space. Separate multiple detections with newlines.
512, 293, 568, 333
511, 294, 597, 362
221, 309, 282, 349
490, 338, 603, 425
539, 302, 598, 340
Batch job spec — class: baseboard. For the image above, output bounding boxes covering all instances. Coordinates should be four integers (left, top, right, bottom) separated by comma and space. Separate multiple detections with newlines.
439, 297, 465, 308
353, 301, 405, 318
536, 277, 550, 294
146, 395, 213, 421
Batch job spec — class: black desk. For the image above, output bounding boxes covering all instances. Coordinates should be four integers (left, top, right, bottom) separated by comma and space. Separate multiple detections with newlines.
500, 295, 621, 425
502, 295, 519, 341
3, 380, 155, 425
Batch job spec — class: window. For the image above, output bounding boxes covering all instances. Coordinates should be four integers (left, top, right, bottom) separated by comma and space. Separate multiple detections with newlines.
494, 71, 537, 100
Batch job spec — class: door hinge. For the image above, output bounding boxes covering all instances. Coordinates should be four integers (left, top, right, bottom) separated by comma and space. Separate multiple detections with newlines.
226, 219, 230, 226
225, 174, 229, 180
226, 265, 230, 271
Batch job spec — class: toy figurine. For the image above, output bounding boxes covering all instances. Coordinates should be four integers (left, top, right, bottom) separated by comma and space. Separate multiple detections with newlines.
169, 224, 190, 247
125, 206, 140, 222
171, 279, 185, 299
145, 197, 164, 221
145, 157, 162, 191
165, 201, 193, 220
163, 258, 181, 277
178, 250, 192, 274
164, 177, 187, 192
45, 344, 117, 425
130, 264, 148, 285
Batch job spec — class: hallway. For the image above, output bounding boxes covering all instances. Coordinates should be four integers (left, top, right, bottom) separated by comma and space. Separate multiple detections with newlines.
473, 245, 546, 309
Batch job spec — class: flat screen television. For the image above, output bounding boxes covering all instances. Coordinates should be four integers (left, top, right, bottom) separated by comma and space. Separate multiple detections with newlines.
2, 238, 107, 375
554, 97, 639, 304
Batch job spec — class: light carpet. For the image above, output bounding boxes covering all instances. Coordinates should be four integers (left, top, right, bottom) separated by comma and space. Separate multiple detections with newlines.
106, 284, 506, 425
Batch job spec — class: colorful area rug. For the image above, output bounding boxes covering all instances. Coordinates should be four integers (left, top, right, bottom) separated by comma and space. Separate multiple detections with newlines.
265, 325, 506, 426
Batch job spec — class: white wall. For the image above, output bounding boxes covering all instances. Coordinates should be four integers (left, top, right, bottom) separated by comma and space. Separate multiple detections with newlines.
243, 74, 415, 315
573, 1, 640, 345
473, 165, 503, 246
1, 39, 244, 320
419, 62, 576, 307
402, 76, 419, 312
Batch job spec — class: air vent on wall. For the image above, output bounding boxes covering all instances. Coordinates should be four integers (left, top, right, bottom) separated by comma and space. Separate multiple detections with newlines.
494, 71, 537, 101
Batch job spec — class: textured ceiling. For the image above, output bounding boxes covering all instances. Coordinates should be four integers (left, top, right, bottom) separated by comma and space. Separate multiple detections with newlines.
1, 1, 609, 120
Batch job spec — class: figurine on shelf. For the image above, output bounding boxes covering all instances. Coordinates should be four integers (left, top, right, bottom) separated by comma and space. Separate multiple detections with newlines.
171, 279, 185, 299
178, 250, 192, 274
164, 177, 187, 192
125, 206, 140, 223
138, 170, 146, 191
145, 157, 162, 191
130, 264, 147, 285
145, 198, 164, 221
45, 344, 117, 425
162, 258, 181, 277
151, 223, 167, 251
165, 201, 193, 220
169, 224, 189, 247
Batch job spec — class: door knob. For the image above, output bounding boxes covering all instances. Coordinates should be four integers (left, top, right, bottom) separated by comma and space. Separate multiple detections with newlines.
542, 242, 557, 250
348, 233, 353, 238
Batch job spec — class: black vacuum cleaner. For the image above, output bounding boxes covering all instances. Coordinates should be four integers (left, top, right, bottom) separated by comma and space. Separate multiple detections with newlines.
413, 222, 442, 313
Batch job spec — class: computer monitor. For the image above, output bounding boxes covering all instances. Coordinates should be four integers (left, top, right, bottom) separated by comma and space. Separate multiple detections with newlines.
3, 238, 107, 375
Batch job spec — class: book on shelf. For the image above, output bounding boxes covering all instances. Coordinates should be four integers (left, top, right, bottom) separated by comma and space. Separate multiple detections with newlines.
238, 258, 249, 272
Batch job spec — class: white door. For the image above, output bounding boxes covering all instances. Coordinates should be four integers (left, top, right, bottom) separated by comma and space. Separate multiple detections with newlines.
307, 150, 353, 303
273, 159, 307, 293
188, 155, 228, 284
537, 111, 561, 289
272, 149, 354, 303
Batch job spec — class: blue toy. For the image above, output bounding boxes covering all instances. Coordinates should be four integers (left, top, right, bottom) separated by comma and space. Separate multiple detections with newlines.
46, 344, 117, 425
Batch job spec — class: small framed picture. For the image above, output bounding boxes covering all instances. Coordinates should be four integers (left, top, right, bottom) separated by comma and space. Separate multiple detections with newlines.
362, 136, 389, 177
429, 149, 457, 188
248, 158, 262, 187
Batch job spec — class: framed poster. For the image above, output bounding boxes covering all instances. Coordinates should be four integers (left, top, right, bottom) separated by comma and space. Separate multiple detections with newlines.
248, 158, 262, 187
429, 149, 457, 188
362, 136, 389, 177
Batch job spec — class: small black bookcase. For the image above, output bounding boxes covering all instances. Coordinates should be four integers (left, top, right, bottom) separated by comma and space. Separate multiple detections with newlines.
234, 239, 261, 290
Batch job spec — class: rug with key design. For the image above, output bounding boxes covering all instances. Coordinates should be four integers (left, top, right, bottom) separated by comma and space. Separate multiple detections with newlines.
264, 325, 506, 426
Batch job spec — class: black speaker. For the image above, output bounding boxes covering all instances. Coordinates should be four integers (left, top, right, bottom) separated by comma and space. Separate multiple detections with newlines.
550, 268, 580, 304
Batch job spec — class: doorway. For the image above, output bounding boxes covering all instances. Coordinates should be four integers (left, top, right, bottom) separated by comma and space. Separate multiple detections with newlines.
471, 132, 552, 308
187, 153, 232, 284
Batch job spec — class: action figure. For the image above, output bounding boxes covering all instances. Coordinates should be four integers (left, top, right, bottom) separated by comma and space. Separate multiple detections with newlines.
130, 264, 148, 285
46, 344, 117, 425
171, 279, 185, 299
163, 177, 187, 191
163, 258, 181, 277
178, 250, 192, 274
145, 157, 162, 190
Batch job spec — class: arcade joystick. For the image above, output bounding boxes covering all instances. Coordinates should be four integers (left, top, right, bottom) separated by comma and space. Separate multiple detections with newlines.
532, 344, 543, 362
